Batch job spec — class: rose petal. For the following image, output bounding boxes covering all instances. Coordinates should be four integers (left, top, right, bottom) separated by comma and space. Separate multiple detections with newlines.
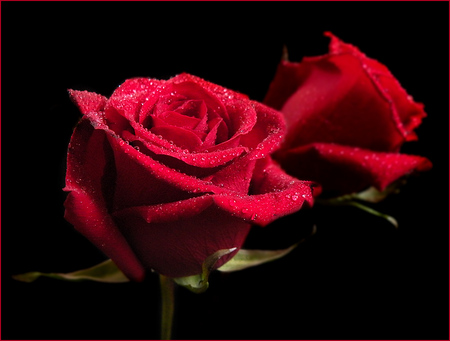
108, 77, 163, 123
112, 195, 251, 278
226, 99, 258, 143
150, 124, 204, 151
214, 157, 315, 226
167, 77, 231, 125
173, 73, 249, 102
201, 117, 223, 149
63, 119, 146, 282
240, 101, 286, 160
153, 110, 203, 130
106, 134, 205, 210
120, 129, 247, 170
276, 143, 432, 194
68, 90, 107, 115
207, 157, 257, 194
175, 99, 208, 120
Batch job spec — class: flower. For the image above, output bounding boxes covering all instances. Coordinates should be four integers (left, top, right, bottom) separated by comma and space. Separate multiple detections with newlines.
264, 33, 432, 196
64, 73, 314, 281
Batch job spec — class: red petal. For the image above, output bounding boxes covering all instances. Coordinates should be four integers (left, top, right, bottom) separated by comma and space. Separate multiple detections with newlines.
63, 119, 146, 282
207, 157, 257, 194
240, 101, 286, 160
276, 143, 432, 194
325, 31, 426, 143
153, 110, 202, 130
108, 77, 163, 122
172, 73, 249, 102
68, 90, 107, 115
166, 77, 231, 124
106, 133, 206, 210
150, 124, 204, 151
214, 157, 315, 226
113, 195, 251, 278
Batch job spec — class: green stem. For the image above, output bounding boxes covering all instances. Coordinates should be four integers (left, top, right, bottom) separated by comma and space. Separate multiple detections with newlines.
159, 274, 175, 340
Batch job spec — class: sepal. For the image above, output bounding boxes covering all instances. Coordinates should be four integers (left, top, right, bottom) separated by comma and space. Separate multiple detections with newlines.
217, 244, 298, 272
173, 248, 236, 293
317, 182, 402, 228
12, 259, 130, 283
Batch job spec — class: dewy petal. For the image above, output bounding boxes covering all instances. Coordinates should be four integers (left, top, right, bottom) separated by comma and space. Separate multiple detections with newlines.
120, 129, 247, 170
214, 157, 315, 226
173, 73, 249, 102
112, 195, 251, 278
102, 131, 248, 206
167, 76, 231, 125
207, 156, 257, 194
108, 77, 163, 123
68, 90, 107, 115
154, 110, 202, 130
63, 119, 146, 282
240, 101, 286, 160
106, 133, 211, 210
276, 143, 432, 194
150, 125, 204, 151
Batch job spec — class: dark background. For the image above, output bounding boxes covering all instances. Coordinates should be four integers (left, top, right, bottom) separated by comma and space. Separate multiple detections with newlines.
2, 2, 448, 340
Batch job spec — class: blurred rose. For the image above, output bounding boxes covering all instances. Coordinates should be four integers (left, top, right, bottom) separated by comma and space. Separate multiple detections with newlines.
264, 32, 432, 196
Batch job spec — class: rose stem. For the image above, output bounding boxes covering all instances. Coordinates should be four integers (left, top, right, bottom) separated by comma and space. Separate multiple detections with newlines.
159, 274, 175, 340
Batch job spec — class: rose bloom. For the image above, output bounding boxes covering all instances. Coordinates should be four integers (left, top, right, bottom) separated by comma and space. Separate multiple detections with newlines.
264, 33, 432, 196
64, 73, 314, 281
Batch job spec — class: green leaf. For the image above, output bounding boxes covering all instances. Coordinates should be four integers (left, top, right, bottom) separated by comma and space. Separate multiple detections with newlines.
217, 244, 298, 272
173, 247, 236, 293
12, 259, 130, 283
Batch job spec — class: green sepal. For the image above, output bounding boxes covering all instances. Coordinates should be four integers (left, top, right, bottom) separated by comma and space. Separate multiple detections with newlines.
173, 247, 236, 293
345, 201, 398, 228
350, 181, 404, 203
217, 244, 298, 272
12, 259, 130, 283
320, 181, 404, 206
317, 183, 401, 228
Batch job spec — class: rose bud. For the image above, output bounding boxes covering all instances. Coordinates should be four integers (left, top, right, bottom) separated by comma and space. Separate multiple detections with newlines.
264, 32, 432, 196
64, 73, 315, 281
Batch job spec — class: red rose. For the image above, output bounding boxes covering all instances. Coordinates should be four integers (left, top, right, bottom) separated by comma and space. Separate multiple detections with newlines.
64, 73, 314, 281
264, 32, 432, 195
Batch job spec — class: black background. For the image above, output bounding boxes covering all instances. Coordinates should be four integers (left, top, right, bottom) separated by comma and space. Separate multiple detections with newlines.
2, 2, 449, 340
